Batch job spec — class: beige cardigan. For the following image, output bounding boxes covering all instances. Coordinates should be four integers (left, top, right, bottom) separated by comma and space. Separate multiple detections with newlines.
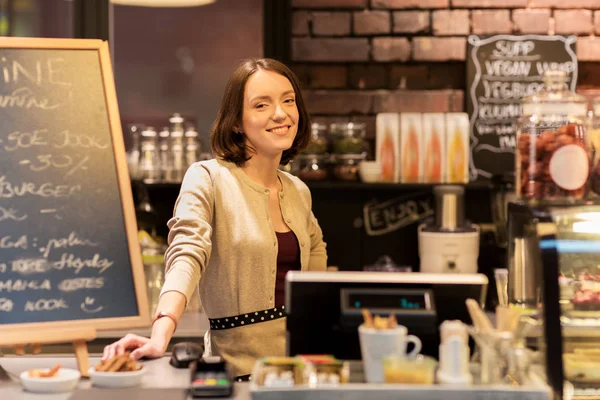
160, 159, 327, 376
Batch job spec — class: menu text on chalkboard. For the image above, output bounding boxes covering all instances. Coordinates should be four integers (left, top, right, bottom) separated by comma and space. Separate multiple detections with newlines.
0, 38, 149, 333
466, 34, 578, 181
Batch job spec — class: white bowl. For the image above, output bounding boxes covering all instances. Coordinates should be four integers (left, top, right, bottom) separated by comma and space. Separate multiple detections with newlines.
20, 368, 80, 393
359, 161, 382, 183
88, 365, 146, 388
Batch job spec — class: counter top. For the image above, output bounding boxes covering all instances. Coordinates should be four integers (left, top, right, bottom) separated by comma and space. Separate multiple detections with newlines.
0, 354, 249, 400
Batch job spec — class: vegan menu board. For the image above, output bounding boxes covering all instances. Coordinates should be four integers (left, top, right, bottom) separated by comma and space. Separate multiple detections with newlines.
466, 34, 578, 181
0, 38, 149, 331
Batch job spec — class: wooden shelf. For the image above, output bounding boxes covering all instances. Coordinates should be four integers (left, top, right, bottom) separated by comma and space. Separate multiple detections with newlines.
133, 179, 493, 191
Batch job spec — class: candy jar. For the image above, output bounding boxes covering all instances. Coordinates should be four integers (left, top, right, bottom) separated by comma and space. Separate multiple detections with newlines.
516, 70, 591, 202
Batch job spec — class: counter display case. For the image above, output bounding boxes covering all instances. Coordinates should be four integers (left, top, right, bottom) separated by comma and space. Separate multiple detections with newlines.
507, 203, 600, 400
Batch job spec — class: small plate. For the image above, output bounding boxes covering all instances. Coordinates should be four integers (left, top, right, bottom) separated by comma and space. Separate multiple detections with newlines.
20, 368, 80, 393
88, 365, 146, 388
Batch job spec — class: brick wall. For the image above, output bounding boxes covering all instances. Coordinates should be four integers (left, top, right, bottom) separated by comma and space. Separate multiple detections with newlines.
290, 0, 600, 142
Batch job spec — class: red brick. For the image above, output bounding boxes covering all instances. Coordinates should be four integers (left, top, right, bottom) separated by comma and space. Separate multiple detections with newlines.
292, 0, 367, 8
372, 37, 411, 62
290, 64, 311, 88
353, 10, 390, 35
452, 0, 526, 6
302, 90, 373, 114
555, 10, 593, 35
389, 63, 465, 89
529, 0, 600, 8
309, 66, 348, 89
432, 10, 470, 36
292, 38, 370, 62
595, 11, 600, 35
577, 37, 600, 61
373, 89, 464, 113
372, 0, 449, 9
292, 11, 310, 36
349, 65, 387, 89
393, 11, 430, 34
312, 12, 351, 36
413, 37, 466, 61
512, 9, 551, 34
472, 10, 512, 35
578, 63, 600, 87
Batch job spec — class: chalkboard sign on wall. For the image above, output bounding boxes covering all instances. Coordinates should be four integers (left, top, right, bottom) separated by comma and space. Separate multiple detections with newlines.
0, 38, 149, 333
466, 35, 578, 181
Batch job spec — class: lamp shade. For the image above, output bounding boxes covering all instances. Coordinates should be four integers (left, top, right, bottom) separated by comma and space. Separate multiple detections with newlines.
111, 0, 215, 7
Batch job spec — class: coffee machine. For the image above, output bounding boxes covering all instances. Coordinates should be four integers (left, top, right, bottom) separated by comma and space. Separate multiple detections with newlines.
418, 185, 480, 274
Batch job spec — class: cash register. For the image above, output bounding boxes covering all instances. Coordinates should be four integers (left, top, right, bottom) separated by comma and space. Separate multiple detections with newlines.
285, 271, 488, 360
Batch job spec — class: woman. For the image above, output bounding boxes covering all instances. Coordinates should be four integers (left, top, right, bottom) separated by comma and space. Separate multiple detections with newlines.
103, 58, 328, 378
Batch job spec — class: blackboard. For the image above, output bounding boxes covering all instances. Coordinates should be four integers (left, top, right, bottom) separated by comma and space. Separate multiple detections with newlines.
0, 38, 149, 333
466, 34, 578, 181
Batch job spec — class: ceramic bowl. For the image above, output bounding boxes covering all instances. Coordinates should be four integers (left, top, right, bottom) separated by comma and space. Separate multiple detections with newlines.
20, 367, 80, 393
359, 161, 382, 183
88, 365, 146, 388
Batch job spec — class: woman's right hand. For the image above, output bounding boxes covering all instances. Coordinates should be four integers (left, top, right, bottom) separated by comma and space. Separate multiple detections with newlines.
102, 333, 167, 361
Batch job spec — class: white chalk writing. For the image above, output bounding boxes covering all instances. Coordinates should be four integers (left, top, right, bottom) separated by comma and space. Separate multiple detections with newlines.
40, 231, 98, 258
51, 252, 113, 274
24, 298, 68, 312
0, 298, 13, 312
0, 279, 51, 292
58, 277, 104, 292
0, 206, 27, 222
0, 176, 81, 198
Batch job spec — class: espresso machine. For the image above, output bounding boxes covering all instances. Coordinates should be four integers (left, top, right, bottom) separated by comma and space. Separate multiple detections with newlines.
418, 185, 480, 274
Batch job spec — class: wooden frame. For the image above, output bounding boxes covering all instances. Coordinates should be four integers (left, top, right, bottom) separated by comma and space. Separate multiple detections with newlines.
0, 37, 150, 336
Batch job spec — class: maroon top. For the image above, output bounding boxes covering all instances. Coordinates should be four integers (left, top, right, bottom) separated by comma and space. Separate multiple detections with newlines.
274, 230, 301, 307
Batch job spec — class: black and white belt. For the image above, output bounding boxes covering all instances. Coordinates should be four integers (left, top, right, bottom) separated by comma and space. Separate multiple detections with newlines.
208, 306, 287, 331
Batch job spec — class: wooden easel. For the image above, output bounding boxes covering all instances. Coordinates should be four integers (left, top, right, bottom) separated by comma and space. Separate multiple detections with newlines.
0, 327, 97, 377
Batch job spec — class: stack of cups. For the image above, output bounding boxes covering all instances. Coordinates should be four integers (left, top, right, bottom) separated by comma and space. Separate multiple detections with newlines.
436, 320, 472, 384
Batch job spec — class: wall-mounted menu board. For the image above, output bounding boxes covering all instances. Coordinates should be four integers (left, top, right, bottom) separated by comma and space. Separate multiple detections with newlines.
466, 34, 578, 181
0, 38, 149, 333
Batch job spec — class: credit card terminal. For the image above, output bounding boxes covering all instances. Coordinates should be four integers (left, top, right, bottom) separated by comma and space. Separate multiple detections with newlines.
189, 358, 233, 398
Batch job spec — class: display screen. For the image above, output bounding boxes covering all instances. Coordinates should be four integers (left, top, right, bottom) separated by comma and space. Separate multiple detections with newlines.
346, 290, 431, 311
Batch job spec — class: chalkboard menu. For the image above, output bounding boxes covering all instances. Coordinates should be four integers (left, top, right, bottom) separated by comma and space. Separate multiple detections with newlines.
466, 34, 578, 181
0, 38, 149, 332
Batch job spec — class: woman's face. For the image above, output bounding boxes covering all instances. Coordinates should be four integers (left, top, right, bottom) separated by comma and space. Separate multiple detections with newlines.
240, 69, 299, 160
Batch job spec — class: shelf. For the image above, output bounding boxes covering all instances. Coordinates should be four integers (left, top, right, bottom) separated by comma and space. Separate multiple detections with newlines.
133, 179, 493, 191
305, 181, 493, 191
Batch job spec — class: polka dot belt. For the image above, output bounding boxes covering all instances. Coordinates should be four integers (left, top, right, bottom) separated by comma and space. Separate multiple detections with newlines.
208, 306, 287, 330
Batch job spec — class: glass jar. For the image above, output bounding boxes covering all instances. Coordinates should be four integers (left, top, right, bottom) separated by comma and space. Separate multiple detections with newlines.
304, 122, 329, 154
330, 122, 366, 154
297, 154, 329, 181
589, 99, 600, 194
333, 153, 366, 181
516, 70, 591, 202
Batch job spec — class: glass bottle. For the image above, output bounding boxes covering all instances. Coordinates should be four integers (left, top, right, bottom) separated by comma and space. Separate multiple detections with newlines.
516, 70, 591, 202
184, 124, 201, 170
157, 127, 173, 182
169, 113, 185, 182
139, 126, 159, 183
126, 123, 142, 180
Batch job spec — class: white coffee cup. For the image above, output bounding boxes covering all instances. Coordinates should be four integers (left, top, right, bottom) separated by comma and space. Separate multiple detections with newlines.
358, 324, 422, 383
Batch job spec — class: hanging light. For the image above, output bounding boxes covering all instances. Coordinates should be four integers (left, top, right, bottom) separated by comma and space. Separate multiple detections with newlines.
111, 0, 215, 7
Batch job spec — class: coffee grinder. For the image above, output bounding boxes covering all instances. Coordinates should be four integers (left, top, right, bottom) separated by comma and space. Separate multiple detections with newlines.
418, 185, 480, 274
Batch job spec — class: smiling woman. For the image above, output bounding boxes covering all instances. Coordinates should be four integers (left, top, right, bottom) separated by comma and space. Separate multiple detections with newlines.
104, 58, 328, 378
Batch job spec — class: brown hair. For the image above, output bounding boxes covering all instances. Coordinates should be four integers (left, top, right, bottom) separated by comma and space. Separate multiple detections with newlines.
210, 58, 310, 166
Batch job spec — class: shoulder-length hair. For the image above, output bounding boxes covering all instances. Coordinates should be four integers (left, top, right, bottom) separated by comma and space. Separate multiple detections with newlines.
210, 58, 311, 166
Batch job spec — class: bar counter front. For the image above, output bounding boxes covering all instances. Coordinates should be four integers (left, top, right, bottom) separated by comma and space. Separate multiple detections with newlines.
0, 354, 251, 400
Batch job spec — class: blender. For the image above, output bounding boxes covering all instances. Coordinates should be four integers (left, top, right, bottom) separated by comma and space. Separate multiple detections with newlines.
418, 185, 480, 274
